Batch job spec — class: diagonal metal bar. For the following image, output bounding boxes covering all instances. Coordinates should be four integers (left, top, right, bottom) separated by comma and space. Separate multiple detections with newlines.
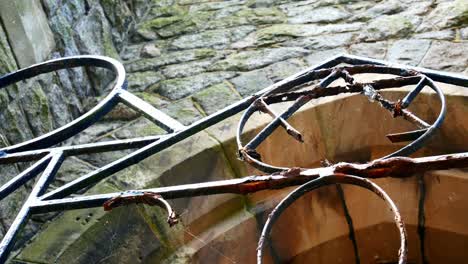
118, 90, 185, 132
254, 99, 303, 142
0, 135, 164, 164
386, 129, 428, 143
400, 77, 427, 108
244, 95, 312, 151
0, 152, 64, 263
0, 154, 52, 200
318, 69, 340, 88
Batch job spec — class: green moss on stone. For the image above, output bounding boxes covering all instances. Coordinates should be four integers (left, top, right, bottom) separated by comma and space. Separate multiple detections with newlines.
454, 0, 468, 26
141, 16, 183, 30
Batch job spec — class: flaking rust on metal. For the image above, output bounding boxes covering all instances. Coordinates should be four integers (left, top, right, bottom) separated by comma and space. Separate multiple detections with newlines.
103, 191, 179, 227
332, 153, 468, 178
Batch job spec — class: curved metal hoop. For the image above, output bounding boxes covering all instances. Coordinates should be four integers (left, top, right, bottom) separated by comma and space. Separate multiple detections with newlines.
0, 55, 126, 154
237, 65, 446, 173
257, 174, 408, 264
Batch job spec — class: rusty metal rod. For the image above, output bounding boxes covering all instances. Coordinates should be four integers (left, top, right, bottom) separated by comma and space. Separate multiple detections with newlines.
30, 153, 468, 213
254, 99, 304, 142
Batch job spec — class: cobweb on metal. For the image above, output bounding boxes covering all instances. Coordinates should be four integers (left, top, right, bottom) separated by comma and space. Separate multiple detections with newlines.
0, 54, 467, 263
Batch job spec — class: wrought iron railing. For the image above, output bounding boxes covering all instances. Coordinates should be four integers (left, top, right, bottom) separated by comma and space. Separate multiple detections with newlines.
0, 54, 467, 263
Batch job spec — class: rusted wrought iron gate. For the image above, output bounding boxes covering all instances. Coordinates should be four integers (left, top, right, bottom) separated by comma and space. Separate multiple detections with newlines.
0, 54, 467, 263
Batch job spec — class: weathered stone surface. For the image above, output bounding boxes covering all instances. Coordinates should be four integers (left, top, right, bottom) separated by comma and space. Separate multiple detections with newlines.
419, 41, 468, 72
100, 0, 135, 51
53, 156, 98, 187
70, 121, 125, 146
352, 0, 404, 21
387, 39, 431, 66
401, 1, 432, 16
282, 32, 356, 50
147, 2, 186, 19
264, 58, 306, 82
132, 92, 204, 126
461, 27, 468, 40
211, 47, 308, 71
19, 84, 54, 137
229, 69, 273, 96
0, 102, 34, 145
74, 5, 119, 59
414, 29, 456, 40
127, 71, 165, 92
257, 23, 363, 44
285, 6, 351, 24
0, 0, 55, 67
16, 183, 140, 263
154, 71, 237, 100
125, 48, 217, 72
120, 44, 141, 60
0, 24, 17, 109
230, 31, 258, 49
348, 42, 388, 60
247, 0, 286, 8
189, 0, 246, 12
141, 43, 162, 57
240, 6, 286, 24
42, 82, 75, 128
0, 24, 17, 75
136, 16, 185, 40
161, 60, 213, 79
417, 0, 468, 32
111, 117, 165, 139
171, 26, 255, 49
304, 48, 347, 66
358, 14, 415, 41
192, 82, 241, 115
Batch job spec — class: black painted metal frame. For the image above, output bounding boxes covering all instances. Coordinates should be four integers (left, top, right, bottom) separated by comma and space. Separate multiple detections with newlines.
0, 54, 467, 262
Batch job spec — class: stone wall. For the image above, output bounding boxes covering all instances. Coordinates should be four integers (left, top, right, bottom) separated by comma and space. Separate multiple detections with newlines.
0, 0, 466, 263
